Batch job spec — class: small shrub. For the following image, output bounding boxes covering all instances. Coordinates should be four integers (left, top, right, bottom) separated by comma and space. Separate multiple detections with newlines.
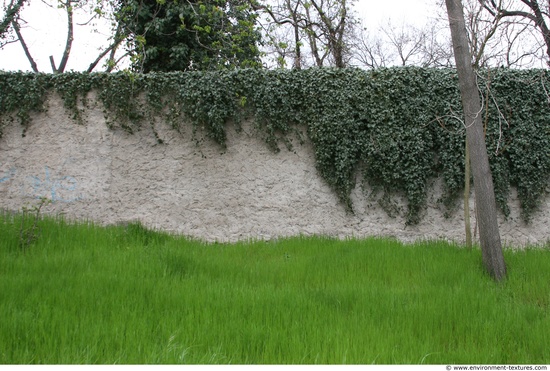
19, 197, 51, 251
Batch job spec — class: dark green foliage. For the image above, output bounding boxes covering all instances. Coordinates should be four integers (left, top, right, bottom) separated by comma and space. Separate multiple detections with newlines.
116, 0, 262, 72
479, 69, 550, 222
0, 68, 549, 224
0, 71, 50, 135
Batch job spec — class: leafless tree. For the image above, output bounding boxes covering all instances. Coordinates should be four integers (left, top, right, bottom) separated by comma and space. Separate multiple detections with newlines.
249, 0, 358, 68
351, 20, 454, 68
351, 27, 393, 68
463, 0, 543, 67
478, 0, 550, 66
307, 0, 356, 67
432, 0, 548, 67
445, 0, 507, 281
382, 21, 427, 66
419, 20, 456, 67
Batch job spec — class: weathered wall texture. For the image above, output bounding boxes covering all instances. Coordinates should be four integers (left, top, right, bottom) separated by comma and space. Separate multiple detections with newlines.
1, 94, 549, 246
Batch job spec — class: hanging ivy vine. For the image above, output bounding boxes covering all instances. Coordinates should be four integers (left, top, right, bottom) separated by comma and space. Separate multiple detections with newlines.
1, 68, 549, 224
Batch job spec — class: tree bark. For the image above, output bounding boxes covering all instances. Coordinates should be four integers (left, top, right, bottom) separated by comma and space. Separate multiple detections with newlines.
56, 0, 74, 73
309, 0, 347, 68
524, 0, 550, 65
286, 0, 302, 69
445, 0, 506, 280
464, 140, 472, 249
12, 19, 38, 72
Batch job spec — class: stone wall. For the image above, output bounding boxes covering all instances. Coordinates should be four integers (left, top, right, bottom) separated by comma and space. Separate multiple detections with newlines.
1, 94, 549, 246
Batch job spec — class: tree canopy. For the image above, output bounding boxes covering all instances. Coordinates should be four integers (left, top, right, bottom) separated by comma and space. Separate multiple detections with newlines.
117, 0, 263, 72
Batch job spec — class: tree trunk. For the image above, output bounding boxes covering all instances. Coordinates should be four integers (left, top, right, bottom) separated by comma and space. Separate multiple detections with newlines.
527, 0, 550, 65
464, 140, 472, 249
445, 0, 506, 280
56, 0, 74, 73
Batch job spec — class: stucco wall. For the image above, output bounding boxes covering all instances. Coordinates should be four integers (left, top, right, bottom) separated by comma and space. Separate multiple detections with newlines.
1, 93, 549, 246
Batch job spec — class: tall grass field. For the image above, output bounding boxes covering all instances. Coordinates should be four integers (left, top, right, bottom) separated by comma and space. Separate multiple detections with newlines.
1, 212, 549, 364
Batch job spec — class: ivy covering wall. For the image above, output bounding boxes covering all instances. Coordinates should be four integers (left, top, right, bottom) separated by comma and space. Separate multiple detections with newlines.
1, 68, 549, 224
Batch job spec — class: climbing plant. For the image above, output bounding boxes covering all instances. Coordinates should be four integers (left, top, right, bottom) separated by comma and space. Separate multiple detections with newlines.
1, 67, 549, 224
0, 72, 50, 136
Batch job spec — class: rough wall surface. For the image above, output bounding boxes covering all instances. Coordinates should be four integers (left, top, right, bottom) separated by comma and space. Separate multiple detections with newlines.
1, 94, 549, 246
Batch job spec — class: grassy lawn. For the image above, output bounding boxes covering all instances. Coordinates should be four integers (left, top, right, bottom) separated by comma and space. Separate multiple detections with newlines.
1, 213, 549, 364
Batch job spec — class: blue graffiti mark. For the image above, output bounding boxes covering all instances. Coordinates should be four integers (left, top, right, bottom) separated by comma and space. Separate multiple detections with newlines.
28, 166, 82, 203
0, 167, 16, 184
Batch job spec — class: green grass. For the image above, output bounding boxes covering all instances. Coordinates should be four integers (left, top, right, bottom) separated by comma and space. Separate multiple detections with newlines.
1, 213, 549, 364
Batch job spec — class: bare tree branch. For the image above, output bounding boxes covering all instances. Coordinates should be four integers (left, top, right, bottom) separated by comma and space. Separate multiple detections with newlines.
477, 0, 550, 65
11, 18, 38, 71
52, 0, 75, 73
86, 24, 126, 72
251, 0, 356, 68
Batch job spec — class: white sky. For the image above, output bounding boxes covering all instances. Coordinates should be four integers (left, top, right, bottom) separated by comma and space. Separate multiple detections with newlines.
0, 0, 441, 72
357, 0, 439, 26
